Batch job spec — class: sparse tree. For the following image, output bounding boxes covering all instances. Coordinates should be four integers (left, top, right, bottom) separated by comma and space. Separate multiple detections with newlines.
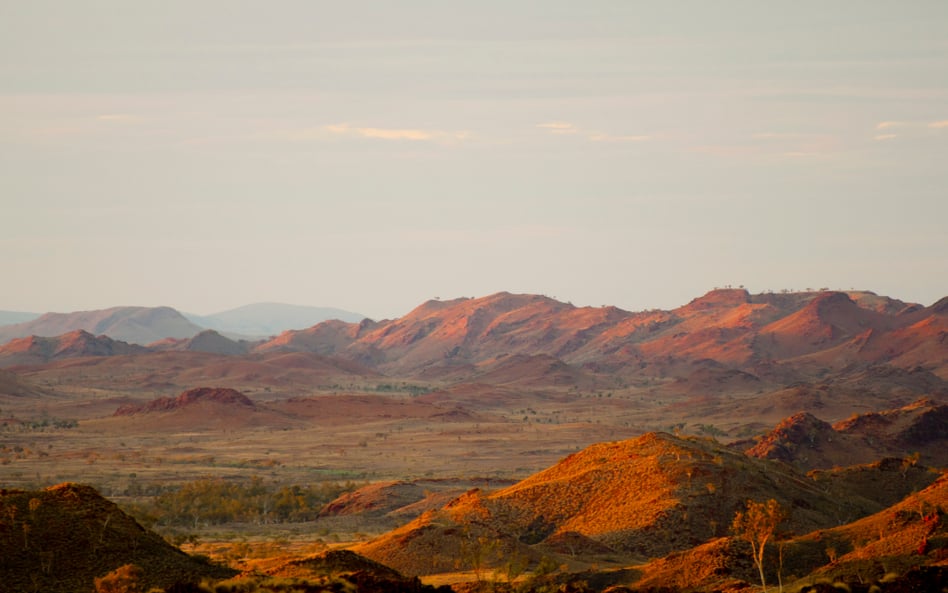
732, 498, 786, 592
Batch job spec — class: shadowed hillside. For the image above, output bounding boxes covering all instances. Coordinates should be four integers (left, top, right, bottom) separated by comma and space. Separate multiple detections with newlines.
767, 471, 948, 589
0, 483, 235, 592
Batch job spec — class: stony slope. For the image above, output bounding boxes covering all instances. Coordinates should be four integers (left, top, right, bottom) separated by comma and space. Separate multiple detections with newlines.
0, 483, 235, 592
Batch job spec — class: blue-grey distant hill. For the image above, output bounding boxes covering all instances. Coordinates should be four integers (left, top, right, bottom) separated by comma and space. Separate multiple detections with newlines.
185, 302, 366, 338
0, 311, 40, 326
0, 306, 203, 346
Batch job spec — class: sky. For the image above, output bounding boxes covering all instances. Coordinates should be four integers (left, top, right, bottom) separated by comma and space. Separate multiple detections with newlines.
2, 2, 947, 320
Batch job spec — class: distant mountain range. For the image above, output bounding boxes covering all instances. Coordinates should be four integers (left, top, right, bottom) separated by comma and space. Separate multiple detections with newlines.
0, 306, 202, 346
1, 290, 944, 411
183, 302, 365, 337
0, 302, 366, 346
251, 288, 948, 380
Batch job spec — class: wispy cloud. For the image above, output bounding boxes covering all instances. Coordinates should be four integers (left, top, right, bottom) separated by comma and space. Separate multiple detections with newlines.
876, 119, 948, 131
537, 121, 580, 135
871, 119, 948, 141
538, 121, 651, 143
326, 123, 469, 143
875, 121, 903, 130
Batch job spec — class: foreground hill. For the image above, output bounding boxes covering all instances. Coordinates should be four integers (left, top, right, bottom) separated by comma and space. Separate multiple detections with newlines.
353, 432, 887, 576
347, 430, 948, 591
781, 470, 948, 585
0, 483, 235, 592
0, 306, 203, 345
633, 469, 948, 592
626, 468, 948, 593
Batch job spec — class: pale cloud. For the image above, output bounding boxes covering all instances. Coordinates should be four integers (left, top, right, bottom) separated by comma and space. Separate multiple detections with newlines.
326, 123, 468, 143
351, 127, 432, 141
539, 121, 651, 143
537, 121, 579, 135
875, 121, 903, 130
876, 120, 948, 131
871, 119, 948, 139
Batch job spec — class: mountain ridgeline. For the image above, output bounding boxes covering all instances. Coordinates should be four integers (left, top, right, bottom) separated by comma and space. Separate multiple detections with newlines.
0, 302, 367, 347
1, 290, 945, 409
253, 289, 946, 376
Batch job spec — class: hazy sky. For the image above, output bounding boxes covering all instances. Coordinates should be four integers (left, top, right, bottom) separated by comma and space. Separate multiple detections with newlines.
2, 2, 947, 319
